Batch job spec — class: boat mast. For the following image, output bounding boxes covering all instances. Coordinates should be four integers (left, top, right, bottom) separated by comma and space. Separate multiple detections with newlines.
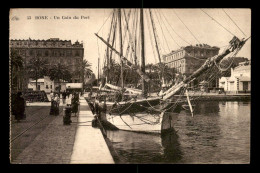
140, 8, 147, 97
109, 14, 118, 75
106, 9, 115, 83
118, 8, 124, 89
98, 57, 100, 82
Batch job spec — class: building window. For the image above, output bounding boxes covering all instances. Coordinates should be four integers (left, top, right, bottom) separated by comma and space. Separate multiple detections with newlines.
46, 85, 49, 89
20, 49, 26, 56
67, 50, 72, 56
36, 50, 42, 56
54, 51, 57, 56
75, 50, 80, 56
60, 51, 65, 57
45, 50, 49, 56
50, 85, 52, 89
29, 50, 34, 56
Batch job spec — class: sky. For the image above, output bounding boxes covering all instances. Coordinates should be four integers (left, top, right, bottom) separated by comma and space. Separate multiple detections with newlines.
10, 8, 251, 76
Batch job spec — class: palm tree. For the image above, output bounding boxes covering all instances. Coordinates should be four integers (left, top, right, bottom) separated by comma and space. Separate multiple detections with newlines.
74, 59, 92, 83
103, 59, 121, 85
83, 60, 93, 76
26, 56, 48, 91
10, 49, 24, 91
152, 63, 177, 87
49, 63, 72, 93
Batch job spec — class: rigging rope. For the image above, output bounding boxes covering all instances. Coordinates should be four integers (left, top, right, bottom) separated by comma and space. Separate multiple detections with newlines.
145, 9, 158, 64
157, 9, 180, 48
97, 10, 114, 34
153, 9, 171, 53
134, 8, 139, 65
173, 9, 201, 44
96, 37, 101, 77
200, 9, 236, 37
222, 9, 247, 37
161, 9, 191, 45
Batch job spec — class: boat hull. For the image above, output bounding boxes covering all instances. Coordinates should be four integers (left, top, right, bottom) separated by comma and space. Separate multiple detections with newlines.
85, 96, 184, 134
106, 111, 177, 134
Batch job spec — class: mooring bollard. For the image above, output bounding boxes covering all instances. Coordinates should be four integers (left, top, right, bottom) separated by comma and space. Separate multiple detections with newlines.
63, 106, 72, 125
92, 115, 98, 128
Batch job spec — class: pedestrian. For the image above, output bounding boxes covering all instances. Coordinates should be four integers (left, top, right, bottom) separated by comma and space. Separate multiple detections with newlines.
62, 91, 66, 104
49, 91, 55, 115
53, 94, 60, 115
13, 92, 26, 122
71, 92, 79, 116
66, 94, 72, 105
50, 90, 54, 101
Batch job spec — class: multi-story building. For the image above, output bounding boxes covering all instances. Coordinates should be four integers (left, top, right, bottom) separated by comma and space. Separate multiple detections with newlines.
162, 44, 220, 87
10, 38, 84, 90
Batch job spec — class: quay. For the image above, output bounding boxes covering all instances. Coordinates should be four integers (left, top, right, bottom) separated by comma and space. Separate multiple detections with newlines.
70, 96, 114, 164
173, 92, 251, 101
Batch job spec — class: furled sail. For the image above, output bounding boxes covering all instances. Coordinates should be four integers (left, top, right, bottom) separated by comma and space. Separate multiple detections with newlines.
104, 83, 142, 95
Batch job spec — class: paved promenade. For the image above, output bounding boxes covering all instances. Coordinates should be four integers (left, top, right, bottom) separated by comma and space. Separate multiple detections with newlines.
12, 106, 78, 164
70, 96, 114, 164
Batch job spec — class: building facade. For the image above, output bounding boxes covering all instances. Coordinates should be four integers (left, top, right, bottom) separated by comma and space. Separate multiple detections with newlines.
219, 61, 251, 93
162, 44, 220, 87
10, 38, 84, 90
28, 76, 67, 93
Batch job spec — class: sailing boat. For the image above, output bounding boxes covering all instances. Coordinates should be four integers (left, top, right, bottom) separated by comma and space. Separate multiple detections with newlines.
92, 8, 249, 133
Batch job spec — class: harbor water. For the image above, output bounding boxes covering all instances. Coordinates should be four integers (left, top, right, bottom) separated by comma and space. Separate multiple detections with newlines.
106, 101, 250, 164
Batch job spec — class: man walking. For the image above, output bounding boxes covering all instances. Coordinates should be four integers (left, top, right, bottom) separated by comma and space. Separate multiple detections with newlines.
62, 91, 67, 105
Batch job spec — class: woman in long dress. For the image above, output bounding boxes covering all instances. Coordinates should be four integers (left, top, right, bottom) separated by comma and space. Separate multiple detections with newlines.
53, 94, 60, 115
13, 92, 25, 122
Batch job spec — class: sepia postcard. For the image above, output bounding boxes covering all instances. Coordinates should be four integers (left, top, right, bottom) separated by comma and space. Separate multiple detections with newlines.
9, 8, 251, 164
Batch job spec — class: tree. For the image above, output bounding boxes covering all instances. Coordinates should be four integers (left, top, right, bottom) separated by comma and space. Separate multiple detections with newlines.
26, 56, 48, 91
103, 59, 121, 85
75, 59, 93, 83
152, 63, 176, 85
10, 49, 24, 91
49, 63, 72, 93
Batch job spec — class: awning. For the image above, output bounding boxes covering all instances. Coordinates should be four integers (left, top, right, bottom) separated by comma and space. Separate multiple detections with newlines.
30, 79, 45, 83
66, 83, 83, 89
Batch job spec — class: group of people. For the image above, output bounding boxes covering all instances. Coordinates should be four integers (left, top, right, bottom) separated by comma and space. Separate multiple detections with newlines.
11, 90, 80, 123
49, 90, 80, 116
49, 91, 61, 116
